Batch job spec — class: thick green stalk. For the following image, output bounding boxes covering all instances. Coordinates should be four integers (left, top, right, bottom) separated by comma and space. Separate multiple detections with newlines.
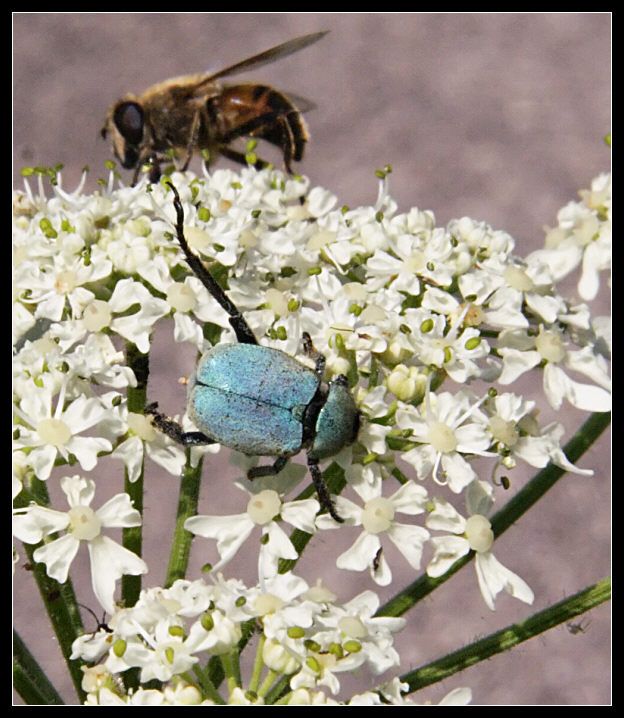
399, 577, 610, 693
164, 453, 204, 587
121, 342, 149, 607
13, 630, 64, 705
377, 411, 611, 618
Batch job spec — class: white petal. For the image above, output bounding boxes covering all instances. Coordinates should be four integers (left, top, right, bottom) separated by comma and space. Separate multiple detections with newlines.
474, 551, 534, 611
388, 481, 428, 515
97, 493, 143, 528
441, 453, 477, 494
281, 498, 320, 534
426, 498, 466, 534
465, 480, 494, 517
370, 548, 392, 586
336, 532, 381, 572
60, 475, 96, 508
66, 436, 112, 471
315, 496, 362, 529
61, 396, 108, 433
33, 534, 80, 583
497, 349, 541, 385
386, 523, 429, 570
13, 505, 70, 543
88, 535, 148, 614
111, 436, 145, 483
29, 445, 58, 481
545, 364, 611, 412
145, 438, 186, 476
426, 535, 469, 578
185, 514, 254, 568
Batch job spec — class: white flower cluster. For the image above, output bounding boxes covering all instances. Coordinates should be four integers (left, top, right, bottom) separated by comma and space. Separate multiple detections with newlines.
69, 572, 430, 705
13, 163, 610, 704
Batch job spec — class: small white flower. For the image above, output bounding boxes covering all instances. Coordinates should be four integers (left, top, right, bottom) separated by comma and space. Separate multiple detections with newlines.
184, 483, 319, 579
13, 475, 147, 613
426, 480, 534, 610
317, 476, 429, 586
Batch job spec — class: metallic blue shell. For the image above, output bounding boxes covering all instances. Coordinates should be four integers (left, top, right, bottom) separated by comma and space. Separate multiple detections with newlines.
188, 343, 320, 457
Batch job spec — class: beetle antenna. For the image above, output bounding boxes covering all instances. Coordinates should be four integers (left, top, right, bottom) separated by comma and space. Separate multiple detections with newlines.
166, 181, 258, 345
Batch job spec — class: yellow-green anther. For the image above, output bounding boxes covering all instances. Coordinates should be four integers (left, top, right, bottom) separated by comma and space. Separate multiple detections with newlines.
165, 647, 175, 664
39, 218, 57, 239
465, 337, 481, 350
61, 219, 75, 233
420, 319, 434, 333
362, 452, 378, 465
201, 563, 213, 573
246, 152, 258, 166
399, 323, 412, 334
197, 207, 211, 222
425, 499, 436, 513
488, 387, 498, 398
251, 209, 261, 218
231, 181, 242, 190
334, 333, 346, 352
21, 167, 35, 176
349, 303, 363, 316
276, 326, 287, 341
341, 205, 350, 214
235, 596, 246, 607
94, 216, 109, 229
260, 533, 270, 544
13, 429, 20, 440
201, 612, 214, 631
304, 639, 321, 653
328, 643, 344, 658
287, 298, 300, 312
246, 138, 258, 151
34, 377, 44, 388
426, 261, 435, 271
375, 211, 384, 222
287, 626, 306, 639
104, 160, 116, 170
307, 267, 322, 276
343, 640, 362, 654
375, 169, 386, 179
113, 639, 127, 657
213, 243, 225, 252
168, 625, 185, 638
306, 656, 321, 673
443, 346, 453, 363
201, 149, 211, 161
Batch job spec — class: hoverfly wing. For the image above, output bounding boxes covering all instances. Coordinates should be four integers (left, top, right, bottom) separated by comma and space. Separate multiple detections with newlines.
191, 31, 329, 92
281, 91, 317, 114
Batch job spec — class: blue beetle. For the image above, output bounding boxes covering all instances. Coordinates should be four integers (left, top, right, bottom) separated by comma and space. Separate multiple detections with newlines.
146, 182, 359, 522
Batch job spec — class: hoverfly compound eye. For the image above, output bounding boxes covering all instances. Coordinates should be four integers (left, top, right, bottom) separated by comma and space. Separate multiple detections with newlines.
113, 102, 144, 145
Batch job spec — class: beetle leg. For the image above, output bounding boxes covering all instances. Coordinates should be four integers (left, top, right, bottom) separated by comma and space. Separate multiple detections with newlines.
302, 332, 326, 379
306, 456, 344, 523
167, 182, 258, 345
145, 402, 215, 446
247, 455, 289, 480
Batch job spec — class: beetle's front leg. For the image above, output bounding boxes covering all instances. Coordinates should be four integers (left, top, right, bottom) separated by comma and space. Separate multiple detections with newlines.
145, 402, 215, 447
302, 332, 326, 379
307, 456, 344, 523
247, 456, 289, 480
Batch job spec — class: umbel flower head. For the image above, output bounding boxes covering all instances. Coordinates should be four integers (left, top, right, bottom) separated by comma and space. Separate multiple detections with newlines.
13, 162, 609, 704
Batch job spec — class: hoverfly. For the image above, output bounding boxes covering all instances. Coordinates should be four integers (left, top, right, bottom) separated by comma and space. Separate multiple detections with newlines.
101, 31, 327, 184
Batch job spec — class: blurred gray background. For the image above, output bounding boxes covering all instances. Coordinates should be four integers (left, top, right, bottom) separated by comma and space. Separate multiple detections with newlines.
13, 13, 610, 705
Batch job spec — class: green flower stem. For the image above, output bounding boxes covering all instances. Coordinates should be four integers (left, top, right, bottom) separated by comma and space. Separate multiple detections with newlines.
399, 577, 610, 694
121, 342, 149, 608
220, 651, 241, 696
278, 462, 346, 574
164, 453, 204, 588
377, 411, 611, 618
263, 674, 292, 704
191, 665, 225, 704
248, 633, 267, 695
15, 477, 85, 702
22, 543, 85, 701
257, 668, 280, 699
13, 630, 64, 705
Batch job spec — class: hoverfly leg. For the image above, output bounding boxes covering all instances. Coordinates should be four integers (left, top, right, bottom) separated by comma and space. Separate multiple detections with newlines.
219, 146, 270, 171
180, 110, 201, 172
